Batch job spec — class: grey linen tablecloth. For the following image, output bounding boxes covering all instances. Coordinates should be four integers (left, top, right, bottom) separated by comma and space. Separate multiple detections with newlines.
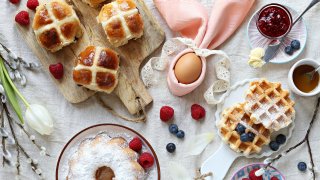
0, 0, 319, 179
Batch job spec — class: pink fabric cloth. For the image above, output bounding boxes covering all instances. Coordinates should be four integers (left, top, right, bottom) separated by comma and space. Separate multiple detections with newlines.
154, 0, 255, 96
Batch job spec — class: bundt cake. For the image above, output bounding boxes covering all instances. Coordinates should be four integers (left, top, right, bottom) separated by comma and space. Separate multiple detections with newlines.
67, 134, 145, 180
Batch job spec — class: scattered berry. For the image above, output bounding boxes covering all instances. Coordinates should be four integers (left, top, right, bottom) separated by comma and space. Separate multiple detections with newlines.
166, 143, 176, 153
248, 132, 255, 142
297, 162, 307, 172
291, 40, 301, 50
27, 0, 39, 10
169, 124, 178, 134
15, 11, 30, 26
284, 46, 294, 55
176, 130, 185, 139
191, 104, 206, 120
249, 169, 263, 180
276, 134, 286, 145
9, 0, 20, 4
129, 137, 142, 152
240, 133, 249, 142
49, 63, 64, 79
236, 123, 246, 134
138, 152, 154, 169
160, 106, 174, 122
269, 141, 280, 151
271, 177, 279, 180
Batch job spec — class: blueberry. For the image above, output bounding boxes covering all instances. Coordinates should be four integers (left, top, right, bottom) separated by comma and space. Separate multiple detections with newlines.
166, 143, 176, 153
169, 124, 178, 134
284, 46, 294, 55
176, 130, 185, 138
248, 132, 256, 142
269, 141, 280, 151
297, 162, 307, 172
276, 134, 286, 145
236, 124, 246, 134
240, 133, 250, 142
291, 40, 301, 50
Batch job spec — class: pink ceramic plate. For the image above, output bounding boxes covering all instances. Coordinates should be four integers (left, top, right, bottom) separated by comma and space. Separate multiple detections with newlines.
55, 124, 160, 180
231, 163, 285, 180
247, 5, 307, 64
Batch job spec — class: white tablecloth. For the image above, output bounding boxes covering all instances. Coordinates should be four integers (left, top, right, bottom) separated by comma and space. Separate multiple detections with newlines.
0, 0, 319, 179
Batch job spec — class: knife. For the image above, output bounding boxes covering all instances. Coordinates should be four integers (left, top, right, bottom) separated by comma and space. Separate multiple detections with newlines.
263, 38, 284, 62
263, 0, 320, 62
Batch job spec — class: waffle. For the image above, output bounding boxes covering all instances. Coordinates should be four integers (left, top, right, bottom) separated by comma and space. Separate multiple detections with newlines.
218, 103, 271, 155
97, 0, 144, 47
73, 46, 120, 93
244, 79, 295, 131
32, 0, 83, 52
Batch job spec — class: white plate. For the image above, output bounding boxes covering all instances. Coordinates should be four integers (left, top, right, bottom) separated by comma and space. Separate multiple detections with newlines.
247, 5, 307, 64
56, 124, 160, 180
201, 79, 295, 180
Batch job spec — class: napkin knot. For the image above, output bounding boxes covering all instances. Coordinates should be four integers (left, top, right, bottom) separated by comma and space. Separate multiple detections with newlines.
141, 37, 231, 105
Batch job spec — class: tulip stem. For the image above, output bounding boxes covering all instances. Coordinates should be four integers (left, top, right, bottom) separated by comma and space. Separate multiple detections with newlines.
0, 59, 30, 108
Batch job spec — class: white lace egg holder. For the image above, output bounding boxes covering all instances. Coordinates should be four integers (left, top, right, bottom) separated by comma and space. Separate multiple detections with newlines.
141, 37, 231, 104
200, 79, 295, 180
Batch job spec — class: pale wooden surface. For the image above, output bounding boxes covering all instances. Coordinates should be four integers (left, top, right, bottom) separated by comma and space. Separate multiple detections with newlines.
17, 0, 165, 114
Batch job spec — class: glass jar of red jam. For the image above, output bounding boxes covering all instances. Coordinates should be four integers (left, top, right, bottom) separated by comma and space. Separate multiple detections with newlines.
256, 3, 293, 39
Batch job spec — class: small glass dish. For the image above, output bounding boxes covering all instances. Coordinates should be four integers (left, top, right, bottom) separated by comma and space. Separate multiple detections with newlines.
256, 3, 293, 39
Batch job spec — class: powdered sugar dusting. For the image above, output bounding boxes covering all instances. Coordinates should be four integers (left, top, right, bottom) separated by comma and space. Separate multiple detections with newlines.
58, 130, 158, 180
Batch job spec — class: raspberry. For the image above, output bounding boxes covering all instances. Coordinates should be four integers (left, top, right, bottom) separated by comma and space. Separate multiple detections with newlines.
27, 0, 39, 10
129, 137, 142, 152
9, 0, 20, 4
49, 63, 64, 79
160, 106, 174, 122
271, 177, 279, 180
191, 104, 205, 120
15, 11, 30, 26
138, 152, 154, 169
249, 169, 263, 180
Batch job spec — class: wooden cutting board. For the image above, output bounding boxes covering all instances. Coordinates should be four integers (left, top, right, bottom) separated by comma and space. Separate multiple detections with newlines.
17, 0, 165, 114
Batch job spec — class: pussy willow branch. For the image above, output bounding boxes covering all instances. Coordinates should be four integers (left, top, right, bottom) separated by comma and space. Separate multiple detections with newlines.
6, 104, 20, 175
16, 143, 40, 177
0, 43, 40, 70
13, 121, 51, 157
1, 106, 6, 167
3, 102, 42, 177
264, 97, 320, 180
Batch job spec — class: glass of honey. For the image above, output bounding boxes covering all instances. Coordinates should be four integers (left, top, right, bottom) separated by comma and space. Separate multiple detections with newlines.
288, 59, 320, 96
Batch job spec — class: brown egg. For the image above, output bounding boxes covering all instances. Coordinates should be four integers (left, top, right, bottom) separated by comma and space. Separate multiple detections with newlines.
174, 53, 202, 84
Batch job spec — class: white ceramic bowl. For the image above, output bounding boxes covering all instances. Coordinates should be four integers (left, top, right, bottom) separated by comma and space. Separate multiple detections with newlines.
288, 59, 320, 96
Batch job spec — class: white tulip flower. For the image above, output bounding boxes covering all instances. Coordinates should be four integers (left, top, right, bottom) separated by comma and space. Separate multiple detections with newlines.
0, 58, 54, 135
25, 104, 53, 135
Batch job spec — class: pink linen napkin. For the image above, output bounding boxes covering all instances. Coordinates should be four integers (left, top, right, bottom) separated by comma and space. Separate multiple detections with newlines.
154, 0, 255, 96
